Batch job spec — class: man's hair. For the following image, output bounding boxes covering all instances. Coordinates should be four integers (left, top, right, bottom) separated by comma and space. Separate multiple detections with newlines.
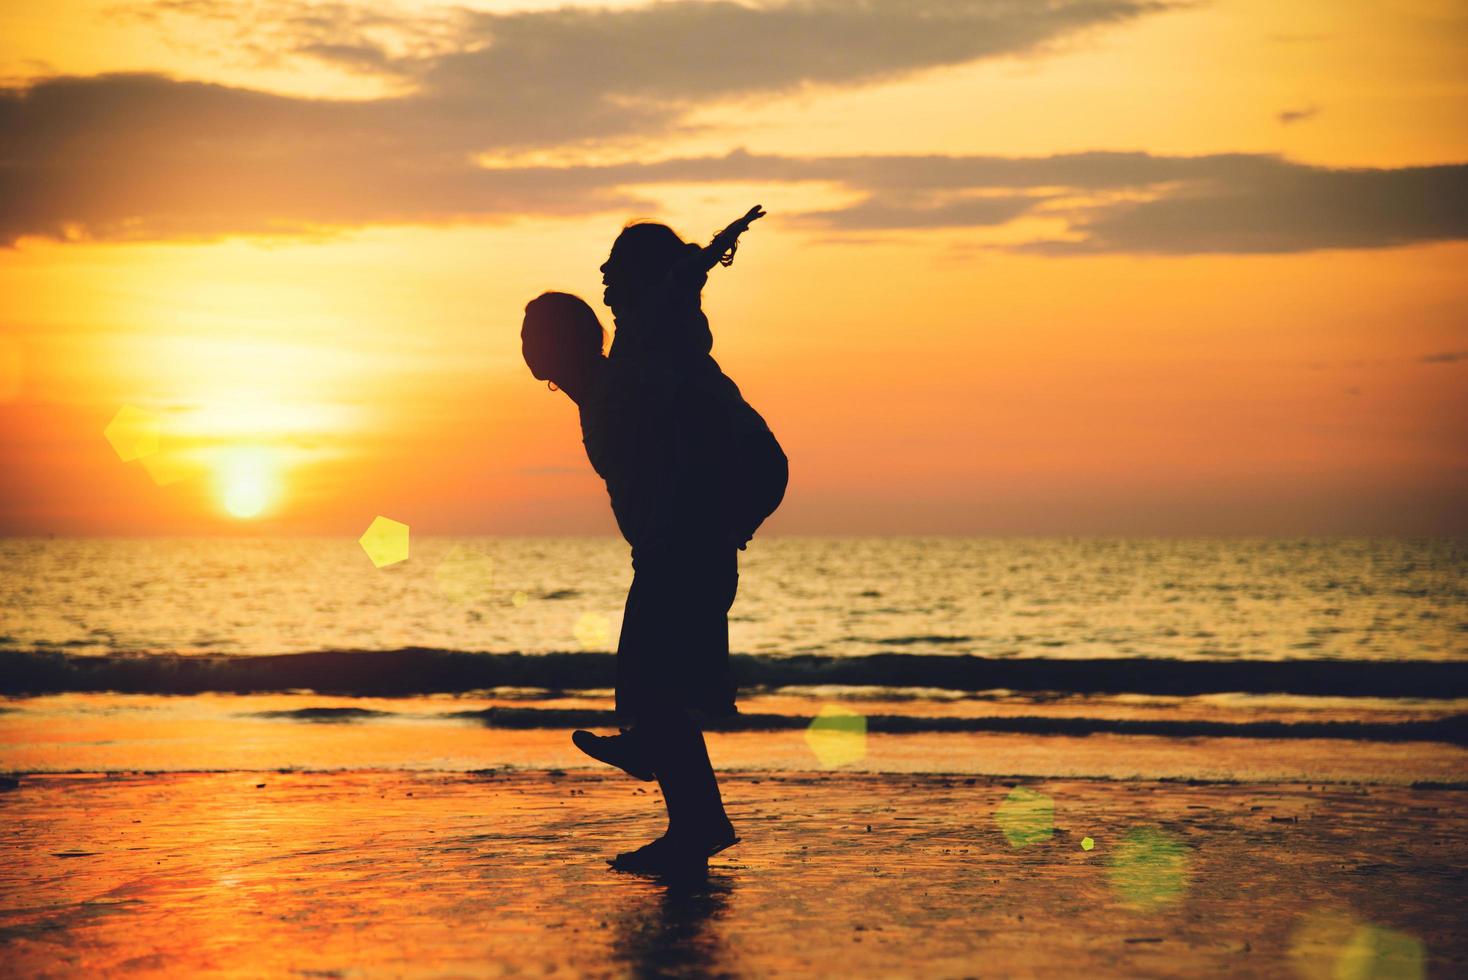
522, 292, 605, 378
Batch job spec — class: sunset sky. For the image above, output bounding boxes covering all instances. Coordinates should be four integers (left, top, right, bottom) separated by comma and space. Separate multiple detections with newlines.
1, 0, 1465, 536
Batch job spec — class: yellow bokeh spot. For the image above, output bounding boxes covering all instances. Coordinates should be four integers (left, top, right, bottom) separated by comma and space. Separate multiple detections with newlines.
435, 545, 495, 602
1289, 910, 1425, 980
103, 405, 161, 462
1081, 836, 1095, 851
512, 591, 529, 608
1107, 827, 1190, 910
139, 450, 192, 487
359, 516, 410, 568
804, 705, 867, 768
574, 612, 611, 650
994, 787, 1055, 849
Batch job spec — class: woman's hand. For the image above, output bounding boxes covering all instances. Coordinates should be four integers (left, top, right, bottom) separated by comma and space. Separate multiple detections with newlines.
722, 205, 765, 240
709, 205, 766, 267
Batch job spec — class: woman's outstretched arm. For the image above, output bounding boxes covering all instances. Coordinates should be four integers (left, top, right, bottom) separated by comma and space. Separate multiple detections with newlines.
699, 205, 766, 272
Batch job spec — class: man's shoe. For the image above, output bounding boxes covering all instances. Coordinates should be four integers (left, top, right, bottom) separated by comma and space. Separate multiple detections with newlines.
571, 729, 656, 781
608, 836, 708, 877
703, 819, 740, 857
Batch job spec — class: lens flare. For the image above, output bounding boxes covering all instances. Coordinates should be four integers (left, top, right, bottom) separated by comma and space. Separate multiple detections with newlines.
1289, 910, 1425, 980
359, 515, 411, 567
994, 787, 1055, 849
574, 612, 611, 650
804, 705, 867, 767
435, 545, 495, 602
103, 405, 161, 463
1107, 827, 1190, 910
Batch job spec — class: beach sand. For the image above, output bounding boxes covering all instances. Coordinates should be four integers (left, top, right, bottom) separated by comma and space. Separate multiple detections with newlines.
2, 763, 1464, 978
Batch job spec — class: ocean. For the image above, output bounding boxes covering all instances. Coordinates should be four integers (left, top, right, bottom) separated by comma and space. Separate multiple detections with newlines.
4, 536, 1464, 661
2, 537, 1466, 774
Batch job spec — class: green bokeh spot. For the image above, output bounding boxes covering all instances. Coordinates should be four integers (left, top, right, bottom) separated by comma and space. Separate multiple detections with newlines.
994, 787, 1054, 849
1290, 911, 1426, 980
1107, 827, 1189, 910
1337, 925, 1425, 980
808, 709, 865, 737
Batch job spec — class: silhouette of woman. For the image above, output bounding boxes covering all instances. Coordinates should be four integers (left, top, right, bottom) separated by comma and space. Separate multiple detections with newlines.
600, 208, 788, 551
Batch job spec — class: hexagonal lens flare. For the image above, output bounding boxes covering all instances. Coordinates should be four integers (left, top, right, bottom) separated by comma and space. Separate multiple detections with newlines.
994, 787, 1054, 849
573, 612, 611, 650
1107, 827, 1190, 910
1289, 910, 1425, 980
359, 516, 410, 568
103, 405, 161, 462
804, 705, 867, 768
435, 545, 495, 602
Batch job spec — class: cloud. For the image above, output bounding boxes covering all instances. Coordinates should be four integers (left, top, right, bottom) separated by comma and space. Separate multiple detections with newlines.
532, 149, 1468, 253
429, 0, 1174, 103
1277, 104, 1320, 125
114, 0, 469, 75
4, 89, 1467, 254
1019, 161, 1468, 254
126, 0, 1175, 96
1420, 351, 1468, 364
101, 0, 1174, 139
2, 0, 1465, 256
2, 0, 1182, 244
790, 194, 1042, 231
0, 73, 654, 243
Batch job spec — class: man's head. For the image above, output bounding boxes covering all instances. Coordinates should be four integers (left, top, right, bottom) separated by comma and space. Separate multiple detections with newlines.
600, 222, 700, 313
522, 291, 605, 385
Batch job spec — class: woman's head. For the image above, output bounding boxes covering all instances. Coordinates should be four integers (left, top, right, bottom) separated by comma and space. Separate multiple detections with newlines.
521, 291, 605, 383
601, 222, 701, 312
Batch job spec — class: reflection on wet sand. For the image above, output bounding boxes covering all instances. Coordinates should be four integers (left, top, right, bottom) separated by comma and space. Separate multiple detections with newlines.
610, 873, 735, 978
0, 770, 1460, 976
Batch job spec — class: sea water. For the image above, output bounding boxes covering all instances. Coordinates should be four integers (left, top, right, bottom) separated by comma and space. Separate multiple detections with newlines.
2, 537, 1463, 661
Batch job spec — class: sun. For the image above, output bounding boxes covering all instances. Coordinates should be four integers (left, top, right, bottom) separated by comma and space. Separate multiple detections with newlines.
215, 448, 280, 520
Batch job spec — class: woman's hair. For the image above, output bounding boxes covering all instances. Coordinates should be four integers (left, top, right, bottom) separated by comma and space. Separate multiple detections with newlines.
607, 222, 702, 289
521, 291, 606, 379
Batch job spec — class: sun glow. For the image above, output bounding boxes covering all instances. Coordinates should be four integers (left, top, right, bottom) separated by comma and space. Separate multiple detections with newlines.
216, 448, 280, 520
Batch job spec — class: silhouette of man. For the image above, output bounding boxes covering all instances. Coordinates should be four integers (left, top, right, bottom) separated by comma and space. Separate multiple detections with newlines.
521, 291, 739, 875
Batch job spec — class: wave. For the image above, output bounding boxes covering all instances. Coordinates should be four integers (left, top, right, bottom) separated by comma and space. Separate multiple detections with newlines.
3, 648, 1466, 698
253, 707, 394, 722
237, 705, 1468, 745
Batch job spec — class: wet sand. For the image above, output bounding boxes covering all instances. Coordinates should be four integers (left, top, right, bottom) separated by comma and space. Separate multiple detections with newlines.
4, 693, 1467, 782
2, 768, 1464, 978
